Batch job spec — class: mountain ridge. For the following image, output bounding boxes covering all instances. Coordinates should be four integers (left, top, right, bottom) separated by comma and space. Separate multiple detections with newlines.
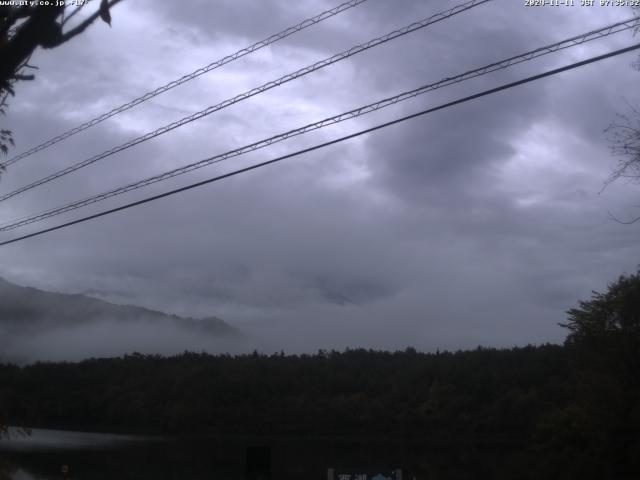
0, 276, 237, 336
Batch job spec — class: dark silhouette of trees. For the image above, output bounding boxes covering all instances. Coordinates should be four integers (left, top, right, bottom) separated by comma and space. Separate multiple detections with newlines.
0, 0, 123, 157
563, 270, 640, 388
554, 270, 640, 477
0, 346, 572, 439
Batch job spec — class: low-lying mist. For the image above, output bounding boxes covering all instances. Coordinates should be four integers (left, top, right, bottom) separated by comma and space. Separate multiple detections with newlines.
0, 320, 249, 364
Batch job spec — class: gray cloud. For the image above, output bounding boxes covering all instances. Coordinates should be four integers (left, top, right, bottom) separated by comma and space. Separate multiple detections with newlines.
0, 0, 639, 359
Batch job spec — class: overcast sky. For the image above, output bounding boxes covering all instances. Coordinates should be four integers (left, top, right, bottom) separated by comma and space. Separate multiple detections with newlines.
0, 0, 639, 355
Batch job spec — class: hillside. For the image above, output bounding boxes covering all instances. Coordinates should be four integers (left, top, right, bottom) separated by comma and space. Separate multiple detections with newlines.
0, 277, 238, 361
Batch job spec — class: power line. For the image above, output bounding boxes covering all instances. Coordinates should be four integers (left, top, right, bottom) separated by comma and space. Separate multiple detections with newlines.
0, 18, 635, 231
1, 42, 638, 247
0, 0, 370, 168
0, 0, 490, 202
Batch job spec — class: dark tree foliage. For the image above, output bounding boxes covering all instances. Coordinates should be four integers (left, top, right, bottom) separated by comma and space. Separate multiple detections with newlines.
0, 0, 122, 157
564, 270, 640, 388
557, 271, 640, 477
0, 346, 568, 439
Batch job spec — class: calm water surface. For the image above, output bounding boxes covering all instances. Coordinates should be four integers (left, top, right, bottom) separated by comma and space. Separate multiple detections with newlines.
0, 427, 512, 479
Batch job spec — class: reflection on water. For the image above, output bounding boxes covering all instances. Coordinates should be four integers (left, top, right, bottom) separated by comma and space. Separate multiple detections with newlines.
0, 428, 165, 480
0, 428, 145, 452
0, 428, 514, 479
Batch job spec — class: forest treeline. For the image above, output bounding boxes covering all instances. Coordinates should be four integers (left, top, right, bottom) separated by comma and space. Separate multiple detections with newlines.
0, 345, 638, 477
0, 272, 639, 478
1, 345, 571, 438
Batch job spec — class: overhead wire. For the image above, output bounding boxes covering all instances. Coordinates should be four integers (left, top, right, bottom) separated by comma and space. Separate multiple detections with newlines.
0, 17, 636, 231
0, 0, 370, 168
0, 0, 490, 202
1, 42, 639, 246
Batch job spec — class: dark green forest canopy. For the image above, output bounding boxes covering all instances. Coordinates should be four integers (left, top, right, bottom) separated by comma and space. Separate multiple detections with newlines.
0, 346, 571, 437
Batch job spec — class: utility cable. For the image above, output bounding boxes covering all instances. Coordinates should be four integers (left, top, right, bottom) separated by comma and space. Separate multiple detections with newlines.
1, 42, 638, 246
0, 0, 370, 168
0, 18, 635, 230
0, 0, 490, 201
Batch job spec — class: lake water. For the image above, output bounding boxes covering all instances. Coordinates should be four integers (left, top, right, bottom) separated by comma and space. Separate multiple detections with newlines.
0, 427, 514, 479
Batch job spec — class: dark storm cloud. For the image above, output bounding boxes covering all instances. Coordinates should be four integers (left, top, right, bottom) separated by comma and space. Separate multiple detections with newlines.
0, 0, 639, 361
367, 86, 545, 205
